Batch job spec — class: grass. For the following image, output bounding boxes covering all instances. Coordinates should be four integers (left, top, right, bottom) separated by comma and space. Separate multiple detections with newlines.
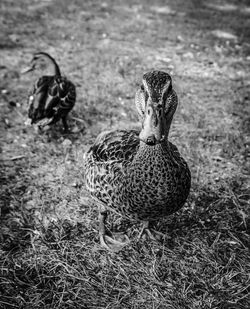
0, 0, 250, 308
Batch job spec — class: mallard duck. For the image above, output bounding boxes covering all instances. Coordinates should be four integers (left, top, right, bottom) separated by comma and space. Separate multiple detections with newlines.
23, 52, 76, 132
83, 70, 191, 251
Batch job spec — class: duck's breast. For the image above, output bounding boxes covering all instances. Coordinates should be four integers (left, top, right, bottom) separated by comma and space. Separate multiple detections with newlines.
118, 142, 191, 219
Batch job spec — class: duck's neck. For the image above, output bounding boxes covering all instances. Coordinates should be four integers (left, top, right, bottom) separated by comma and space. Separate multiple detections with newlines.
133, 140, 171, 164
49, 59, 61, 76
43, 54, 61, 76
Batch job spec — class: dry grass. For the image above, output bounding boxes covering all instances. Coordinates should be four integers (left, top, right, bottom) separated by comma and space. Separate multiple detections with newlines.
0, 0, 250, 308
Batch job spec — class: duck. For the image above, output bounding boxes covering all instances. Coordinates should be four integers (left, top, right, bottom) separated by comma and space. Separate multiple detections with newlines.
23, 52, 76, 132
83, 70, 191, 251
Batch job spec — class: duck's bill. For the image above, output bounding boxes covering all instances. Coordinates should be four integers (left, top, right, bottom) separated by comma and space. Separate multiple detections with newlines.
24, 117, 53, 127
35, 117, 54, 127
21, 66, 34, 74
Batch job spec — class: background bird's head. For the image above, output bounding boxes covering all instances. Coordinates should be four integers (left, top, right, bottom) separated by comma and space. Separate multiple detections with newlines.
22, 52, 61, 76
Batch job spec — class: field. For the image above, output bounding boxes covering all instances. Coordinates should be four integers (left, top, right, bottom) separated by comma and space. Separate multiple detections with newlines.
0, 0, 250, 308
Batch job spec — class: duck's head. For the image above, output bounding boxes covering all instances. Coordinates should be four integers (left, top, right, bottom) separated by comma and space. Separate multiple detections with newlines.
135, 70, 178, 146
22, 52, 60, 76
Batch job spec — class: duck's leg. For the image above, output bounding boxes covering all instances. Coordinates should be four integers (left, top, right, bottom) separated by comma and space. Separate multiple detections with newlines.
98, 205, 129, 252
61, 116, 69, 133
138, 220, 166, 241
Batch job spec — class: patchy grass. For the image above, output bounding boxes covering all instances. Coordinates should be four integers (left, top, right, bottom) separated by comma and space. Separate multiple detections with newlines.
0, 0, 250, 308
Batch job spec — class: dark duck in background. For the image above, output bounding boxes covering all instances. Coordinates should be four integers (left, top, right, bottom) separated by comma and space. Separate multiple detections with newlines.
23, 52, 76, 132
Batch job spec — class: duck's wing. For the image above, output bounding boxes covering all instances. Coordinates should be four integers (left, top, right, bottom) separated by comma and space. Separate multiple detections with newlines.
28, 76, 54, 122
43, 76, 76, 119
87, 129, 140, 163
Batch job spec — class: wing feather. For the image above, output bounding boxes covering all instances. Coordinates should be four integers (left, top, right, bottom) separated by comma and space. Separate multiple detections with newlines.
88, 130, 140, 163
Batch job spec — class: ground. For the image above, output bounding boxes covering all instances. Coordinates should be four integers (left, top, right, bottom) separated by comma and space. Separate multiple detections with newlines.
0, 0, 250, 308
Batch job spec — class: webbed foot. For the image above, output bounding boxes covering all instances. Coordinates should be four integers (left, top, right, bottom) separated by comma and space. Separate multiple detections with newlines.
138, 221, 166, 241
99, 209, 129, 252
100, 233, 129, 252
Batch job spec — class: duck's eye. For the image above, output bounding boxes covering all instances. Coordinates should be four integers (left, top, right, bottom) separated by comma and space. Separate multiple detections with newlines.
140, 85, 145, 91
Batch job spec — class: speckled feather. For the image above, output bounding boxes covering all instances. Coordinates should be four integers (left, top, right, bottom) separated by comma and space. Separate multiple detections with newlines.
84, 129, 191, 221
143, 71, 172, 102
